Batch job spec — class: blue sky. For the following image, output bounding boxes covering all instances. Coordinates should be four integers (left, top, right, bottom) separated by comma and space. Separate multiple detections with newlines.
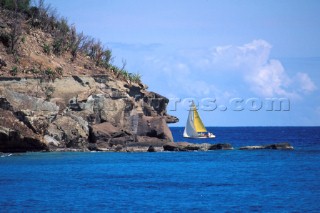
46, 0, 320, 126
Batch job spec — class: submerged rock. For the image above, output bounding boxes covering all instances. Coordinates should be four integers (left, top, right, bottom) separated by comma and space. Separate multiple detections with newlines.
238, 146, 263, 150
264, 143, 294, 150
209, 143, 234, 150
163, 142, 234, 152
239, 142, 294, 150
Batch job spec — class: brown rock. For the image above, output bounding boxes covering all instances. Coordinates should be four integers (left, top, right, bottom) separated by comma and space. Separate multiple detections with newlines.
0, 75, 178, 152
92, 122, 120, 137
163, 143, 180, 151
47, 115, 89, 150
0, 126, 47, 152
0, 113, 48, 153
90, 122, 135, 151
133, 115, 173, 142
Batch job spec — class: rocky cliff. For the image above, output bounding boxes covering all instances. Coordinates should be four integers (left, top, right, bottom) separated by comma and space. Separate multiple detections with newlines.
0, 75, 178, 152
0, 4, 180, 153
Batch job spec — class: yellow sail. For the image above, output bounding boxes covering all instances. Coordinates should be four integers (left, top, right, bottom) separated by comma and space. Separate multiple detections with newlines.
193, 109, 207, 132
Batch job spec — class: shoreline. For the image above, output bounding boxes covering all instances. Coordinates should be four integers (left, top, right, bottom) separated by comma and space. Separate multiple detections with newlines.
0, 142, 294, 154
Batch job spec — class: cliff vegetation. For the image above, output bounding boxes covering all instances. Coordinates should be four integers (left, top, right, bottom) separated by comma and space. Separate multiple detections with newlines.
0, 0, 179, 152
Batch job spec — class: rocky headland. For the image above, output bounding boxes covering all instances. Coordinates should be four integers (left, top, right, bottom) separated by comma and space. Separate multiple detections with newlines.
0, 75, 295, 153
0, 75, 181, 152
0, 3, 294, 153
0, 2, 183, 153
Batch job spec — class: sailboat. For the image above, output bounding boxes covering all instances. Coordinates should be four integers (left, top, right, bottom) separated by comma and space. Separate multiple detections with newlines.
183, 103, 215, 138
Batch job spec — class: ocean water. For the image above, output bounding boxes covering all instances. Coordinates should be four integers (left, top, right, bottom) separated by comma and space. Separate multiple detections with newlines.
0, 127, 320, 212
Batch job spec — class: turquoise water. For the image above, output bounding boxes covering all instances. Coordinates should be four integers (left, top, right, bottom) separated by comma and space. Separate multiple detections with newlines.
0, 127, 320, 212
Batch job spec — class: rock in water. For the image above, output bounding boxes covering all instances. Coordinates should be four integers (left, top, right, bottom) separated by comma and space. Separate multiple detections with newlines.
239, 142, 294, 150
209, 143, 234, 150
163, 142, 234, 152
264, 143, 294, 150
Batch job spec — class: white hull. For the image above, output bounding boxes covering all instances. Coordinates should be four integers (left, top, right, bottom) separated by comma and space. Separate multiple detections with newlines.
183, 135, 216, 139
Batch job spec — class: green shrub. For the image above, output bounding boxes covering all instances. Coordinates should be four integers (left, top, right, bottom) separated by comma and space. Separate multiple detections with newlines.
111, 65, 120, 75
101, 49, 112, 68
129, 73, 142, 83
0, 0, 31, 12
21, 36, 25, 43
42, 43, 50, 54
44, 68, 54, 76
52, 38, 64, 55
10, 66, 18, 76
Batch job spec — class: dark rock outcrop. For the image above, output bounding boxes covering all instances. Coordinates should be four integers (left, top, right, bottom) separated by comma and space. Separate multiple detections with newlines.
163, 142, 234, 152
89, 122, 134, 151
0, 110, 48, 153
209, 143, 234, 150
239, 143, 294, 150
0, 127, 47, 153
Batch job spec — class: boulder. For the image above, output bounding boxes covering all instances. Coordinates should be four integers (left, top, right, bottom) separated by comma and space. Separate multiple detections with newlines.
0, 112, 48, 153
0, 126, 47, 152
132, 115, 173, 142
0, 109, 48, 152
89, 122, 135, 151
47, 115, 89, 150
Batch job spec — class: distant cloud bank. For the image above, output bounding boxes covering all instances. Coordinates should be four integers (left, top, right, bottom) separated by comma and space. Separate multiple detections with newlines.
146, 39, 317, 100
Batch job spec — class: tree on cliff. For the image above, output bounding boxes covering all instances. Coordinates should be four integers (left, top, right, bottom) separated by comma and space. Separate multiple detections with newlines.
0, 0, 26, 55
0, 0, 141, 83
0, 0, 30, 12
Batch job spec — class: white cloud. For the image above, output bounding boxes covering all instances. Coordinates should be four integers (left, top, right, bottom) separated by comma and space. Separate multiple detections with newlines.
244, 59, 298, 98
205, 40, 316, 98
113, 39, 317, 101
294, 72, 317, 93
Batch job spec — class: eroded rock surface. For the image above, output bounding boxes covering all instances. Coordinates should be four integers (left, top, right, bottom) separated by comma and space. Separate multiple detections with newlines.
0, 76, 178, 152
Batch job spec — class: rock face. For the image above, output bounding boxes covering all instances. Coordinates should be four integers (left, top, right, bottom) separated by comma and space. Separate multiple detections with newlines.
239, 143, 294, 150
0, 76, 178, 152
0, 109, 47, 152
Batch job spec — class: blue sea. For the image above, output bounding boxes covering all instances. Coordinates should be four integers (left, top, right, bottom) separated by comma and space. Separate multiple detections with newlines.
1, 127, 320, 212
